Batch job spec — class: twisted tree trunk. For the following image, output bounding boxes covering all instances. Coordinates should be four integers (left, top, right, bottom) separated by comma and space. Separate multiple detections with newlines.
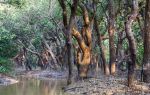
72, 5, 92, 78
125, 0, 138, 87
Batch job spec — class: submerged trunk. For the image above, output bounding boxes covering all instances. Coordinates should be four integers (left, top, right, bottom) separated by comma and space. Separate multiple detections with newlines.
142, 0, 150, 83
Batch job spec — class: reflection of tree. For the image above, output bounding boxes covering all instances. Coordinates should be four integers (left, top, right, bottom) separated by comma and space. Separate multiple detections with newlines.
39, 80, 50, 95
39, 80, 59, 95
20, 78, 41, 95
0, 78, 64, 95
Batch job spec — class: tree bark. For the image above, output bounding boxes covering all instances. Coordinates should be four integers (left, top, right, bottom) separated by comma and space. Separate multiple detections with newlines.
108, 0, 116, 75
59, 0, 79, 84
58, 0, 68, 32
42, 38, 58, 65
125, 0, 138, 87
142, 0, 150, 83
94, 15, 109, 75
72, 27, 91, 78
92, 0, 109, 75
72, 5, 92, 78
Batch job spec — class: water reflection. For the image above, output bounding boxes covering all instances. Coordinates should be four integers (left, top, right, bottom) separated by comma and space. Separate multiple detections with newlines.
0, 77, 67, 95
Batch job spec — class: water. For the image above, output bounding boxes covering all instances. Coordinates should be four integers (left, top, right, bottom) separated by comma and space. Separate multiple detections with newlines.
0, 77, 67, 95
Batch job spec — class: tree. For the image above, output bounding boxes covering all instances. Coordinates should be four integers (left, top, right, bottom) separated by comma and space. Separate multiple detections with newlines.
125, 0, 138, 87
58, 0, 79, 84
142, 0, 150, 83
93, 0, 109, 75
108, 0, 116, 75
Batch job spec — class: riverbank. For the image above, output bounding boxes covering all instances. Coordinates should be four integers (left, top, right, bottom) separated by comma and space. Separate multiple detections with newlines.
0, 74, 18, 85
0, 69, 67, 86
0, 69, 150, 95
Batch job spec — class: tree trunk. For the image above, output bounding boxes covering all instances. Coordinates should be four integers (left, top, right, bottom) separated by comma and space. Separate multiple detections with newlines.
59, 0, 79, 84
108, 0, 116, 75
72, 27, 91, 78
72, 5, 92, 78
42, 38, 58, 65
125, 0, 138, 87
142, 0, 150, 83
116, 31, 126, 70
94, 16, 109, 75
116, 31, 124, 60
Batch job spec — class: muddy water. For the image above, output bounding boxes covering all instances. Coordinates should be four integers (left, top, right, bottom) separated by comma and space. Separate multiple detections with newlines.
0, 77, 67, 95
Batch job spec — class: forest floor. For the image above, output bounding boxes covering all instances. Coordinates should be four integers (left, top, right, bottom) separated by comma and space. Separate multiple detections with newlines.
0, 68, 150, 95
65, 70, 150, 95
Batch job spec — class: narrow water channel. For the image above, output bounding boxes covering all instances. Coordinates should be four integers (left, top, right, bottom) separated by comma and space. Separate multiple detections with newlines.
0, 77, 67, 95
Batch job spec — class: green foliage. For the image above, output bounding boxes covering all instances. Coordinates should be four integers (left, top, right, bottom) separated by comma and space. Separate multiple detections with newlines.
0, 38, 17, 73
0, 0, 62, 73
0, 0, 146, 73
0, 23, 17, 73
0, 27, 15, 41
0, 57, 13, 73
137, 42, 144, 66
0, 40, 17, 58
7, 0, 26, 8
0, 26, 17, 58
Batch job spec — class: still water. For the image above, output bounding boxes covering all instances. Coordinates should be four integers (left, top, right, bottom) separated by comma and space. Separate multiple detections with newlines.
0, 77, 67, 95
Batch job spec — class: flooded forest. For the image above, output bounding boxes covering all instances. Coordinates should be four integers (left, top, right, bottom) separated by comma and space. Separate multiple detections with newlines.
0, 0, 150, 95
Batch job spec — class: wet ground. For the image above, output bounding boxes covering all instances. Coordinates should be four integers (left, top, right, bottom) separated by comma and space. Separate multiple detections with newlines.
0, 69, 150, 95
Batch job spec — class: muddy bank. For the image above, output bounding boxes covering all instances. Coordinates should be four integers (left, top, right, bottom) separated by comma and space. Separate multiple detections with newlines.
16, 70, 68, 80
0, 69, 68, 86
0, 74, 18, 85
